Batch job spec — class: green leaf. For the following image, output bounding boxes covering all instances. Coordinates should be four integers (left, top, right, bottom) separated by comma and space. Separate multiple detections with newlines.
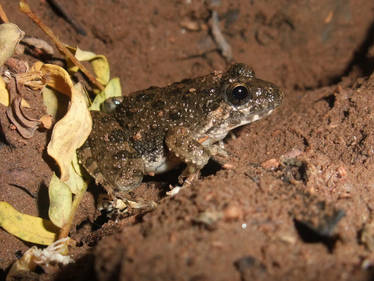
0, 201, 58, 245
48, 174, 72, 228
90, 77, 122, 111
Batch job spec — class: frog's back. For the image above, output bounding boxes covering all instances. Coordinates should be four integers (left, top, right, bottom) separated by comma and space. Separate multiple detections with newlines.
103, 71, 223, 160
115, 73, 223, 131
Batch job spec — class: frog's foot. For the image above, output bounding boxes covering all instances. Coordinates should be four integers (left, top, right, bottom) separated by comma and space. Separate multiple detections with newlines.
114, 198, 157, 212
98, 194, 157, 218
177, 162, 201, 185
207, 141, 229, 158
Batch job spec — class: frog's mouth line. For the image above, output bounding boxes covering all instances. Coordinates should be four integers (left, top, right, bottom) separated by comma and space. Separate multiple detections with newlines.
227, 107, 276, 131
246, 108, 274, 123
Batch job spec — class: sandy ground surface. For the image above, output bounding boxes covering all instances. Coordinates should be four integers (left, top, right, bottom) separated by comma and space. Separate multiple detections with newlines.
1, 0, 374, 280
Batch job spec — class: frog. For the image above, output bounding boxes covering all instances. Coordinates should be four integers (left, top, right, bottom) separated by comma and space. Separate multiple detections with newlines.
77, 63, 283, 201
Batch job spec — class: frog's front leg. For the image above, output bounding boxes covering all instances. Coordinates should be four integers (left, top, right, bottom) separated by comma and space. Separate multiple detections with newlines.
165, 127, 213, 185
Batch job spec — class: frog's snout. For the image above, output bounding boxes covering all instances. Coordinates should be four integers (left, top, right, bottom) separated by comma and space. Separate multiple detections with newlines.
259, 82, 283, 111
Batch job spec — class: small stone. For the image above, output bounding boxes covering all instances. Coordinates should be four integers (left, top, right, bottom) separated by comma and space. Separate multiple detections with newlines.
261, 158, 280, 169
180, 19, 200, 31
223, 205, 243, 221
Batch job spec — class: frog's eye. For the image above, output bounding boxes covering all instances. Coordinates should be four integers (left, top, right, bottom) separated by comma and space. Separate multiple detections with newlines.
101, 97, 124, 113
226, 84, 251, 106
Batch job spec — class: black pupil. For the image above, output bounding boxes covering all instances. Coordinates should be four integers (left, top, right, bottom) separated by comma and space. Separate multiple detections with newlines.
233, 86, 248, 100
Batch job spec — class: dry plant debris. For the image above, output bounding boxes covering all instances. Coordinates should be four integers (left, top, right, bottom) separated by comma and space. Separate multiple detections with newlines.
0, 1, 122, 278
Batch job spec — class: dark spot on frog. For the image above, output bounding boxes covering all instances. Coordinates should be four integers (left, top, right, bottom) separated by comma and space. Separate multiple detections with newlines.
109, 129, 125, 143
202, 96, 221, 112
114, 150, 137, 160
151, 100, 165, 110
84, 157, 95, 167
169, 111, 182, 121
100, 115, 113, 123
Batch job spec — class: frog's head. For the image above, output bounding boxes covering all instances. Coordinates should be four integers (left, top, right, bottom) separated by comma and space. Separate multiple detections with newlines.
221, 63, 283, 128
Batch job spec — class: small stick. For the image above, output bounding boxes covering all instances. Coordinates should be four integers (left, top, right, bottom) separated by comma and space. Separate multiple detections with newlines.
19, 0, 104, 91
0, 4, 9, 23
210, 10, 233, 62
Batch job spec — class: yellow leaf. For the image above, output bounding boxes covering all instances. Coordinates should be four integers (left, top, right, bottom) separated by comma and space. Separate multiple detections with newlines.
64, 153, 88, 194
36, 63, 74, 97
75, 47, 97, 61
0, 23, 24, 67
47, 83, 92, 182
0, 201, 58, 245
42, 86, 59, 117
91, 55, 110, 85
42, 86, 69, 119
67, 47, 110, 85
0, 76, 9, 106
48, 174, 72, 228
90, 77, 122, 111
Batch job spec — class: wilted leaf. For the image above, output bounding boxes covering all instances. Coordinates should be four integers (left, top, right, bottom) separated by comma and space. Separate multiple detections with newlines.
48, 173, 72, 228
21, 98, 30, 108
22, 36, 54, 56
68, 47, 110, 85
42, 86, 59, 117
42, 86, 69, 120
0, 23, 24, 67
6, 77, 41, 138
33, 62, 73, 96
39, 114, 53, 129
0, 76, 9, 106
7, 238, 73, 279
64, 153, 88, 194
90, 77, 122, 111
0, 201, 58, 245
47, 82, 92, 181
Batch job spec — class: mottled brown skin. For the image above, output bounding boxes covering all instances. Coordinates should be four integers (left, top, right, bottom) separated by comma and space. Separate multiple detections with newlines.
77, 63, 283, 199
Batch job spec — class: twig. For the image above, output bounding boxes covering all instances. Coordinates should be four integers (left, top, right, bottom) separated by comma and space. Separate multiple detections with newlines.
0, 4, 9, 23
19, 0, 104, 91
209, 10, 233, 62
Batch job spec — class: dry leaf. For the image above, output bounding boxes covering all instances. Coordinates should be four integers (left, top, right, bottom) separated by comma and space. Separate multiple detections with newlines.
41, 86, 69, 120
6, 79, 41, 138
7, 238, 73, 279
39, 114, 53, 129
0, 76, 9, 106
0, 201, 58, 245
64, 153, 88, 194
21, 36, 54, 56
0, 23, 24, 67
47, 82, 92, 181
48, 174, 72, 228
32, 62, 73, 96
67, 47, 110, 85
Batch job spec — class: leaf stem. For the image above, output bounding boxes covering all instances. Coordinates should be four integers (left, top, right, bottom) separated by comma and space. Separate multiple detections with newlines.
0, 4, 9, 23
